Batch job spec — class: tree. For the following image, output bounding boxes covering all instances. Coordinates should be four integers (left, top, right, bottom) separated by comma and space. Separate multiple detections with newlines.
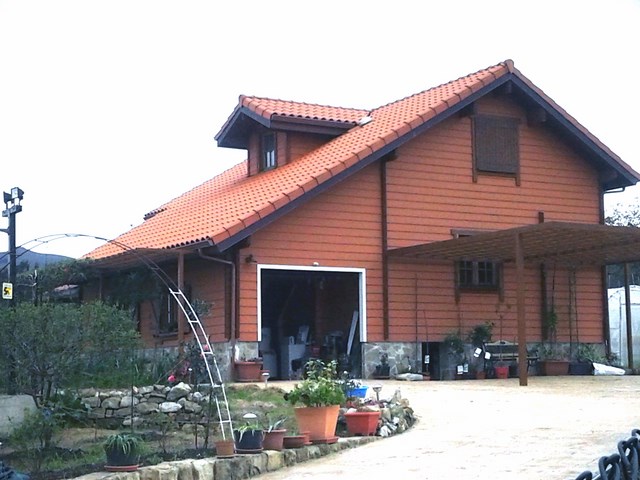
605, 200, 640, 287
0, 301, 140, 406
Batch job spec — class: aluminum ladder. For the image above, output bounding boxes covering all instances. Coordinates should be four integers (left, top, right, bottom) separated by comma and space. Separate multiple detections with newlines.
169, 289, 234, 441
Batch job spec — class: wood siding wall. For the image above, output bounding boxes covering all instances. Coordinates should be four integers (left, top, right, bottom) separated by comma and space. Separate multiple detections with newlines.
131, 259, 229, 347
237, 163, 383, 341
236, 94, 604, 344
386, 96, 603, 343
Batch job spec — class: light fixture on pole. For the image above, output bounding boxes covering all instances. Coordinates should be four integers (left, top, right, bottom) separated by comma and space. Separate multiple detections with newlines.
1, 186, 24, 304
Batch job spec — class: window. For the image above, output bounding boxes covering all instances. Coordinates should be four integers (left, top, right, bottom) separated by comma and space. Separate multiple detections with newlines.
458, 260, 498, 289
452, 230, 500, 292
154, 284, 192, 336
473, 115, 520, 182
261, 133, 276, 171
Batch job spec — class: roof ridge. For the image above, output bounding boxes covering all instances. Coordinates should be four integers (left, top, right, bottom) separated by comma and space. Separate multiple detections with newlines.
239, 94, 368, 114
370, 60, 511, 113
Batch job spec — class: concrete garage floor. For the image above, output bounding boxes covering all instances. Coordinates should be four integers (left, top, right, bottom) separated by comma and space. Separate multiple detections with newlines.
263, 376, 640, 480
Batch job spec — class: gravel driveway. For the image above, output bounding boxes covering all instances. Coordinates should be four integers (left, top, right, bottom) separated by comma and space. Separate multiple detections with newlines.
261, 376, 640, 480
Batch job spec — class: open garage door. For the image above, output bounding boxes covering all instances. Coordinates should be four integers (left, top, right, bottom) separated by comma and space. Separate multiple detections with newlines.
257, 265, 366, 379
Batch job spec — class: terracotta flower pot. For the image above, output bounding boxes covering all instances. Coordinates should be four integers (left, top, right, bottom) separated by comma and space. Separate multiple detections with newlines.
263, 429, 287, 451
540, 360, 570, 376
344, 411, 381, 436
234, 361, 262, 382
494, 365, 509, 379
282, 434, 306, 449
294, 405, 340, 444
214, 439, 235, 458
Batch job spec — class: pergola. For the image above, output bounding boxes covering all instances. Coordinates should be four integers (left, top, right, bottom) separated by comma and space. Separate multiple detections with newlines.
388, 221, 640, 386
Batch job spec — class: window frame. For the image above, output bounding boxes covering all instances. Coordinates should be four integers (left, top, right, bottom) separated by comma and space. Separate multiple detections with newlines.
472, 114, 521, 185
261, 132, 277, 171
451, 229, 503, 301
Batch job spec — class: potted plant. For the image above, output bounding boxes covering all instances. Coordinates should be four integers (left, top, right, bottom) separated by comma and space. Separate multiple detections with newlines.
234, 357, 263, 382
233, 413, 264, 453
214, 437, 236, 458
569, 343, 600, 375
538, 343, 570, 376
284, 359, 346, 444
343, 399, 381, 436
103, 433, 143, 472
467, 322, 493, 379
262, 415, 287, 451
372, 352, 390, 379
282, 428, 310, 449
443, 330, 465, 380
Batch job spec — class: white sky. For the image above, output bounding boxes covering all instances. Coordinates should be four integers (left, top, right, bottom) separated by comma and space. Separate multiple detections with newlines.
0, 0, 639, 258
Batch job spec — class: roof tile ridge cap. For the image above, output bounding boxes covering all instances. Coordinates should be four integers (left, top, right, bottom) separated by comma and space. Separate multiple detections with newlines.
240, 95, 366, 113
369, 60, 509, 114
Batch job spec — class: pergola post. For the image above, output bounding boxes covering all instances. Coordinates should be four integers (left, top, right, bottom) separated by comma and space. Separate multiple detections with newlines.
178, 251, 185, 354
624, 262, 634, 370
515, 232, 528, 386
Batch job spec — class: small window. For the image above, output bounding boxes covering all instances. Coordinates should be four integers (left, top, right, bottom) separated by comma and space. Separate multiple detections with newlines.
473, 115, 519, 181
261, 133, 276, 171
452, 230, 500, 292
458, 260, 498, 289
155, 284, 192, 336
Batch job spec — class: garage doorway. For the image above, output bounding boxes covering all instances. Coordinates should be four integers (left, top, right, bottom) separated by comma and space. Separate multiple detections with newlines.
257, 265, 366, 380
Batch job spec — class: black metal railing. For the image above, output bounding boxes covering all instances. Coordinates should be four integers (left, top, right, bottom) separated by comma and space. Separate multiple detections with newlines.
574, 430, 640, 480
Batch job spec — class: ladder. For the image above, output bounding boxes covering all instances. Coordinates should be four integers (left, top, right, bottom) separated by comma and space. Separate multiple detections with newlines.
169, 289, 234, 441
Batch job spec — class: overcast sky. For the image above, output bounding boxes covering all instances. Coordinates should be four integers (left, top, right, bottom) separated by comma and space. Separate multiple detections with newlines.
0, 0, 639, 259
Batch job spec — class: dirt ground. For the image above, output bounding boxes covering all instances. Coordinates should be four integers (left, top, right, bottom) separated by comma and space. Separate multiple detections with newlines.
259, 376, 640, 480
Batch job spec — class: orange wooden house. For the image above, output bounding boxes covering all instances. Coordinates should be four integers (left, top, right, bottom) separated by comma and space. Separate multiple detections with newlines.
87, 60, 640, 382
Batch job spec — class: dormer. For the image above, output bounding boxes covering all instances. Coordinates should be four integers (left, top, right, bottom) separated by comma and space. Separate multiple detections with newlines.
215, 95, 367, 176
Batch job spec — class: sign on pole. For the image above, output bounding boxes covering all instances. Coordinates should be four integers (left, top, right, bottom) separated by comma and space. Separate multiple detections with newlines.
2, 282, 12, 300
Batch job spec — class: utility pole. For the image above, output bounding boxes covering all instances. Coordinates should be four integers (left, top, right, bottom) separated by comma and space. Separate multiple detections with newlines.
1, 187, 24, 394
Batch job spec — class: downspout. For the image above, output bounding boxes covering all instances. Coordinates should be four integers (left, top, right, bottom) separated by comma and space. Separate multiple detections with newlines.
380, 157, 390, 340
197, 249, 237, 350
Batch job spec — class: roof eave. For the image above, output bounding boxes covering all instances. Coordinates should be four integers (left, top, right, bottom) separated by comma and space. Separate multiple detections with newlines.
509, 74, 640, 189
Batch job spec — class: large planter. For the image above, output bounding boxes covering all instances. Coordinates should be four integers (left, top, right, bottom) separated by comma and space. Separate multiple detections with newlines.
294, 405, 340, 444
540, 360, 570, 376
104, 450, 140, 472
234, 429, 264, 454
569, 361, 593, 376
235, 361, 262, 382
263, 429, 287, 451
494, 365, 509, 379
344, 411, 381, 436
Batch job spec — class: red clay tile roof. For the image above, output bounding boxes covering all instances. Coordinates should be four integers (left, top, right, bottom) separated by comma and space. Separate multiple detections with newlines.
239, 95, 368, 124
87, 60, 640, 262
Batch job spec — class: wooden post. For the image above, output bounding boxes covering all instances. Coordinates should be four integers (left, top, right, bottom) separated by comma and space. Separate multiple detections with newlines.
624, 262, 634, 370
515, 232, 528, 386
178, 251, 185, 354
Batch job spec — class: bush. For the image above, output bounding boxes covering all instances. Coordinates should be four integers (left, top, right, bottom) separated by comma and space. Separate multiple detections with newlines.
0, 301, 140, 403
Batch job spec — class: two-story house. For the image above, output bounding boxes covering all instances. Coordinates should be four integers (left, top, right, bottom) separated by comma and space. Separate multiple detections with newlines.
87, 60, 640, 383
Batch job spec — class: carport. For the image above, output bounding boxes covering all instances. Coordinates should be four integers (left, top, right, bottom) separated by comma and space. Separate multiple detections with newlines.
388, 221, 640, 386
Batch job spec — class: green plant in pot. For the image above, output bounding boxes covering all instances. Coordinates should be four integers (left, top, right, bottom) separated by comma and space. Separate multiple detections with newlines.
284, 359, 346, 444
262, 414, 287, 451
103, 433, 143, 471
234, 413, 264, 454
467, 322, 493, 378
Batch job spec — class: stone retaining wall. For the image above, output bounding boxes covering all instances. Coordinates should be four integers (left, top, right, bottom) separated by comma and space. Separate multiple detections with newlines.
75, 436, 379, 480
81, 382, 218, 429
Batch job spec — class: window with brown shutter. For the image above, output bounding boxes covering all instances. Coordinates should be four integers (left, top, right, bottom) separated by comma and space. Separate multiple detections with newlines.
473, 115, 520, 184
